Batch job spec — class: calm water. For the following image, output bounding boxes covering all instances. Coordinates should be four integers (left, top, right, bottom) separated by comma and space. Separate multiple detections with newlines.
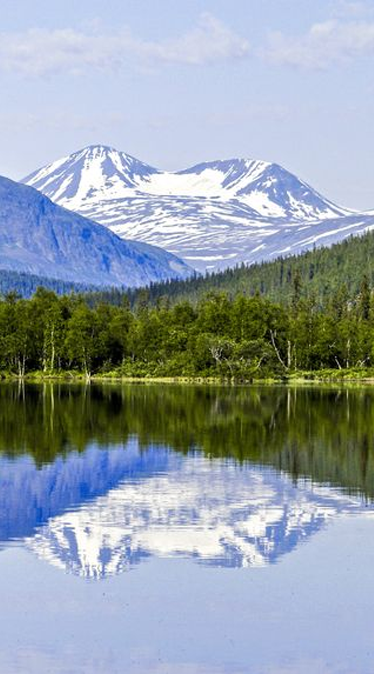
1, 383, 374, 673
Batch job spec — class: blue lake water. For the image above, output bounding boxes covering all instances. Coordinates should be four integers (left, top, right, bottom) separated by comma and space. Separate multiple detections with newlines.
0, 384, 374, 673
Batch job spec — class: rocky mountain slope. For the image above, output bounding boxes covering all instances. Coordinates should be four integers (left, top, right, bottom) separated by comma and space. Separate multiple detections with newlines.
0, 175, 192, 286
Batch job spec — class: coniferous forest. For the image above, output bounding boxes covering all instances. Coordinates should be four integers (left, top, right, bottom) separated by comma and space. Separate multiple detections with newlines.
0, 269, 96, 298
121, 230, 374, 308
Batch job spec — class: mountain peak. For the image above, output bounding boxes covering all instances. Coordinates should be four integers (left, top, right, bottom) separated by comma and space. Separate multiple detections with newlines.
23, 145, 361, 273
24, 145, 349, 216
73, 144, 140, 162
82, 143, 118, 152
24, 144, 160, 206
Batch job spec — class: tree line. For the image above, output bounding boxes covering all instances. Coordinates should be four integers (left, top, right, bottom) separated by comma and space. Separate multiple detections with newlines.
0, 278, 373, 378
0, 269, 96, 298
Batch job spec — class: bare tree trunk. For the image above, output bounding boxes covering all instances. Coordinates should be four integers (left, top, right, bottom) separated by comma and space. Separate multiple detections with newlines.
287, 340, 292, 370
335, 356, 342, 370
270, 330, 288, 369
346, 338, 350, 369
50, 326, 55, 372
43, 335, 47, 373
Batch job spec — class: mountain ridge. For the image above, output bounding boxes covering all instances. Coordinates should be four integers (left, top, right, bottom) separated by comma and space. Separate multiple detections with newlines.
23, 144, 371, 273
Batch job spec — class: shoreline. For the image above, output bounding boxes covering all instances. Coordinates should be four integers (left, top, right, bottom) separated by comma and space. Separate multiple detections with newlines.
3, 370, 374, 386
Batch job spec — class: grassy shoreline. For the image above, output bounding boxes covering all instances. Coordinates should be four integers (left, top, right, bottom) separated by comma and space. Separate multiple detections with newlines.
3, 367, 374, 385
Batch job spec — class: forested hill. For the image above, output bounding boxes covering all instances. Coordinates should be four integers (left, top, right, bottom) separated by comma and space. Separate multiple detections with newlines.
0, 269, 97, 298
96, 230, 374, 308
2, 228, 374, 306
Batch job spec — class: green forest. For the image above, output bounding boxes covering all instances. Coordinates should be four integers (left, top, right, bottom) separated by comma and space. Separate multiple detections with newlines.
1, 273, 373, 379
2, 231, 374, 380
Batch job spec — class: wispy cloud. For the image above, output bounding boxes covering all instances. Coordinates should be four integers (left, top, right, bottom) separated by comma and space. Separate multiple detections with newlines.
0, 14, 250, 77
263, 18, 374, 69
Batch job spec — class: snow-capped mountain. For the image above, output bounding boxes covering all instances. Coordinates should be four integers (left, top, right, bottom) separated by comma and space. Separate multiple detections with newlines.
0, 175, 192, 286
23, 144, 374, 272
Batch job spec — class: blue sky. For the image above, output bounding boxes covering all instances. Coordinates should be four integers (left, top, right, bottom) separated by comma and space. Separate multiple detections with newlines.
1, 0, 374, 209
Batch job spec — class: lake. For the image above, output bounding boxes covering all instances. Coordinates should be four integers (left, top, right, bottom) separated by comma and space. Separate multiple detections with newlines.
1, 383, 374, 674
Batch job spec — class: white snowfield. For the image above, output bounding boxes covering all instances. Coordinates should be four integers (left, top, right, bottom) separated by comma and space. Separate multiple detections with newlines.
24, 145, 373, 273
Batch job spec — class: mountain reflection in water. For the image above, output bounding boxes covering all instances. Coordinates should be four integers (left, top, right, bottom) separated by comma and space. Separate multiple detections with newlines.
0, 383, 373, 579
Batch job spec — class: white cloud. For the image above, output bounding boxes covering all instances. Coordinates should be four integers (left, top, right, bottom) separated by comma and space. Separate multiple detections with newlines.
0, 14, 250, 77
263, 18, 374, 69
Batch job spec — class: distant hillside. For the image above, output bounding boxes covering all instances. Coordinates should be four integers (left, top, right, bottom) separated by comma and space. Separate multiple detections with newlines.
0, 175, 192, 288
83, 230, 374, 308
